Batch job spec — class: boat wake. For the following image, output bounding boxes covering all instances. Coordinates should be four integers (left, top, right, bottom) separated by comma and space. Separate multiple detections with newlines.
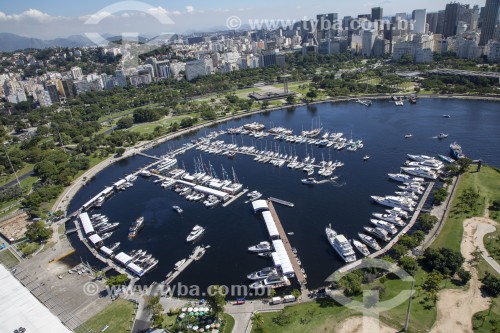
330, 181, 347, 188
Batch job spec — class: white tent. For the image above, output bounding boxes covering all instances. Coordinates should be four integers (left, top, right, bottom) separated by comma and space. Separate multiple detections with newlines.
115, 252, 132, 265
262, 211, 279, 238
79, 212, 94, 235
127, 263, 144, 277
88, 234, 103, 246
252, 200, 268, 213
272, 240, 294, 276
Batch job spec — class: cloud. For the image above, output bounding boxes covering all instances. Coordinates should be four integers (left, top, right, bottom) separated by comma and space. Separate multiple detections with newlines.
0, 9, 57, 23
186, 6, 194, 14
172, 10, 182, 16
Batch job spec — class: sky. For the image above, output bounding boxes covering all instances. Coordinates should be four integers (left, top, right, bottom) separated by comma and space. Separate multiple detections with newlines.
0, 0, 484, 39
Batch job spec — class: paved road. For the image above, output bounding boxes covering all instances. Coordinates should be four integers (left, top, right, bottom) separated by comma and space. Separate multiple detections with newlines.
0, 170, 34, 190
475, 222, 500, 275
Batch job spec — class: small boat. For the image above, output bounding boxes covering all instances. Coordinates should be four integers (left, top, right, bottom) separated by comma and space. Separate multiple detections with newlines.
301, 178, 318, 185
174, 259, 186, 270
248, 241, 272, 253
395, 100, 404, 106
247, 267, 277, 280
173, 205, 183, 214
287, 232, 294, 236
352, 239, 370, 256
442, 115, 451, 118
437, 133, 449, 139
363, 155, 370, 161
405, 134, 413, 138
186, 225, 205, 242
438, 154, 455, 164
257, 252, 273, 258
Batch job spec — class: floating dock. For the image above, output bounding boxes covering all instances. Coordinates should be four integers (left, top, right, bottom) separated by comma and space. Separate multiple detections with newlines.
164, 245, 208, 285
269, 197, 294, 207
222, 188, 249, 207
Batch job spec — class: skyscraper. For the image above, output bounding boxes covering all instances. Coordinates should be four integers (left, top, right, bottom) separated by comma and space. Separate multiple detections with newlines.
412, 9, 427, 33
427, 12, 439, 33
436, 10, 446, 34
479, 0, 500, 45
372, 7, 383, 22
443, 3, 469, 37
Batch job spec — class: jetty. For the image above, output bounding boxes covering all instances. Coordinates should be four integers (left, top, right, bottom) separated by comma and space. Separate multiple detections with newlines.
222, 188, 249, 207
164, 245, 208, 285
267, 201, 308, 292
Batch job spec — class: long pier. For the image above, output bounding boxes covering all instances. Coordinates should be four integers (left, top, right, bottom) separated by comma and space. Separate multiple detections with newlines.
222, 188, 249, 207
164, 246, 208, 285
337, 182, 435, 274
267, 201, 308, 292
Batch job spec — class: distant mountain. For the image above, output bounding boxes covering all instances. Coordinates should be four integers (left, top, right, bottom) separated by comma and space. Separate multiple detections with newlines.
0, 33, 94, 52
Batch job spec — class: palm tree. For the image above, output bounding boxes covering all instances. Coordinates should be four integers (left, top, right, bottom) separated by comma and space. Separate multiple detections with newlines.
251, 313, 265, 331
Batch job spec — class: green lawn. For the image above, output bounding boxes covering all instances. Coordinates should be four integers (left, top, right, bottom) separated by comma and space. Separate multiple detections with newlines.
75, 299, 136, 333
222, 313, 235, 333
17, 241, 40, 256
130, 115, 197, 135
484, 224, 500, 262
0, 176, 39, 218
472, 258, 500, 333
0, 249, 20, 268
431, 166, 500, 251
98, 103, 161, 122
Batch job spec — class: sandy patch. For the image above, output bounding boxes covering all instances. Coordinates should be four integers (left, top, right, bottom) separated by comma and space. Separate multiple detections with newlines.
0, 212, 29, 242
334, 316, 397, 333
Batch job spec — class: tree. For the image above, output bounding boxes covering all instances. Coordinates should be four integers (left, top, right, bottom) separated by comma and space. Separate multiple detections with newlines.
422, 271, 443, 293
25, 221, 53, 242
116, 117, 134, 129
262, 101, 270, 109
339, 272, 362, 296
456, 158, 472, 174
306, 89, 318, 101
433, 187, 448, 205
418, 213, 438, 232
147, 295, 165, 328
399, 256, 417, 274
457, 268, 471, 285
392, 244, 408, 259
106, 274, 129, 286
251, 313, 265, 332
291, 289, 301, 299
115, 147, 126, 156
207, 285, 227, 319
422, 248, 464, 276
482, 273, 500, 296
286, 95, 296, 104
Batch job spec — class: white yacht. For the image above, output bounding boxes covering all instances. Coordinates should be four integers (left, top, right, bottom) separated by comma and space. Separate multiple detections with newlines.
174, 258, 186, 270
301, 178, 319, 185
401, 167, 438, 180
358, 233, 382, 251
331, 234, 357, 263
248, 241, 272, 253
407, 154, 434, 162
370, 219, 398, 234
372, 213, 406, 227
352, 239, 370, 257
385, 207, 410, 219
186, 225, 205, 242
139, 170, 152, 177
325, 224, 337, 248
371, 195, 415, 211
172, 206, 183, 214
249, 274, 290, 289
363, 226, 390, 242
437, 133, 449, 139
388, 173, 425, 183
247, 267, 277, 280
395, 191, 419, 201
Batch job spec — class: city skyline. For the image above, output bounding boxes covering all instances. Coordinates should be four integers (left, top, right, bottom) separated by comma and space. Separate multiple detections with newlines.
0, 0, 484, 38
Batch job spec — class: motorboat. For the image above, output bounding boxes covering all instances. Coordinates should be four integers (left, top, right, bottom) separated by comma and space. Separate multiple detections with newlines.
109, 242, 120, 251
363, 226, 390, 242
128, 216, 144, 238
363, 155, 370, 161
438, 154, 455, 164
247, 267, 277, 280
450, 142, 465, 159
395, 191, 419, 201
248, 241, 272, 253
370, 219, 398, 234
405, 134, 413, 138
325, 224, 337, 248
97, 222, 120, 234
186, 225, 205, 242
442, 114, 451, 118
174, 258, 186, 270
398, 184, 424, 194
401, 167, 438, 180
437, 133, 449, 139
301, 178, 319, 185
372, 213, 406, 227
331, 234, 357, 263
385, 207, 410, 219
101, 232, 113, 241
173, 206, 183, 214
139, 170, 152, 177
352, 239, 370, 256
407, 154, 434, 162
371, 195, 415, 211
257, 252, 273, 258
388, 173, 425, 183
358, 233, 382, 251
249, 274, 290, 289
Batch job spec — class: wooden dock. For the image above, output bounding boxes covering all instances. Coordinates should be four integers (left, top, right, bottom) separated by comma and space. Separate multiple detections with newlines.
222, 188, 249, 207
336, 182, 435, 274
267, 201, 308, 291
165, 246, 208, 285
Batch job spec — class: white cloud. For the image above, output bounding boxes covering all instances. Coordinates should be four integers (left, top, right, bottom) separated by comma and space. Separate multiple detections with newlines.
172, 10, 182, 16
186, 6, 194, 14
147, 6, 170, 17
213, 8, 230, 13
0, 9, 57, 23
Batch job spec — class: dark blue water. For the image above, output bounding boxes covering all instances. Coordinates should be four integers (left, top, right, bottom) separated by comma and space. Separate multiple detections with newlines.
67, 99, 500, 293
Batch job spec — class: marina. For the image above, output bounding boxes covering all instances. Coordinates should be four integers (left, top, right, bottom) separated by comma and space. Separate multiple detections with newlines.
164, 245, 209, 285
65, 99, 500, 291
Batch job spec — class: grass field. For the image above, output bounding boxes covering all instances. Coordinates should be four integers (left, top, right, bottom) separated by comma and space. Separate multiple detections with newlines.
0, 249, 20, 268
472, 257, 500, 333
0, 163, 35, 187
75, 299, 136, 333
222, 313, 235, 333
431, 166, 500, 251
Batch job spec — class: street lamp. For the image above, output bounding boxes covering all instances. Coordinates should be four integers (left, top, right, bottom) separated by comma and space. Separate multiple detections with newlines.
404, 248, 422, 331
3, 142, 20, 187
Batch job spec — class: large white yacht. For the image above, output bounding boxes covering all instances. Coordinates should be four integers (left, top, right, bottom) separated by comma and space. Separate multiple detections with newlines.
331, 234, 357, 263
388, 173, 425, 183
358, 233, 382, 251
401, 167, 438, 180
407, 154, 434, 162
186, 225, 205, 242
386, 207, 410, 219
249, 274, 290, 289
363, 226, 390, 242
372, 213, 406, 227
371, 195, 415, 211
370, 219, 398, 234
247, 267, 277, 280
352, 239, 370, 257
248, 241, 272, 253
325, 224, 337, 247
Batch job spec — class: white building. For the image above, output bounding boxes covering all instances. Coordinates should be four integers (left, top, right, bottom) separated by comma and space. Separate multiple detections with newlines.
362, 30, 377, 56
412, 9, 427, 34
485, 40, 500, 62
185, 59, 213, 81
70, 66, 83, 80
